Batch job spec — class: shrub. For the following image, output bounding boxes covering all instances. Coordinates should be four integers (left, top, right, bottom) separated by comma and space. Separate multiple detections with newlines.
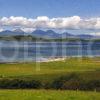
0, 79, 42, 89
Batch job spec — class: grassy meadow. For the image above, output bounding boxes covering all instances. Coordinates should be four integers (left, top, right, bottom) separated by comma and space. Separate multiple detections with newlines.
0, 57, 100, 77
0, 57, 100, 99
0, 90, 100, 100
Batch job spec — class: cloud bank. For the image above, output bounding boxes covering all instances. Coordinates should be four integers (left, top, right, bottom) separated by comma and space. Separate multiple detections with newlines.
0, 16, 100, 30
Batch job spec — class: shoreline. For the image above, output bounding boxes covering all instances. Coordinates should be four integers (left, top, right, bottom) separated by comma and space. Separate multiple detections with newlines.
0, 56, 100, 64
0, 57, 67, 64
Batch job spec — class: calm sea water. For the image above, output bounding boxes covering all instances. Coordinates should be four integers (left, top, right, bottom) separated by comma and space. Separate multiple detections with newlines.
0, 41, 100, 62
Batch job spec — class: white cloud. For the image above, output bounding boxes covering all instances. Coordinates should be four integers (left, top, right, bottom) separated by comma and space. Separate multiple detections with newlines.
37, 16, 49, 21
0, 28, 4, 32
1, 16, 100, 30
21, 28, 36, 33
89, 32, 100, 36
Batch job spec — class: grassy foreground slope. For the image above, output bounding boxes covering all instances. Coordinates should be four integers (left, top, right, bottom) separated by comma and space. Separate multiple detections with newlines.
0, 57, 100, 77
0, 90, 100, 100
0, 57, 99, 90
0, 57, 99, 100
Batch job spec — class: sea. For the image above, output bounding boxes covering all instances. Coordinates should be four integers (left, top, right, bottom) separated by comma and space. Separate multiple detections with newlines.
0, 40, 100, 62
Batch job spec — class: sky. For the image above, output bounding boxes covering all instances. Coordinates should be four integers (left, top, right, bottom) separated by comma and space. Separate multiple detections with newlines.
0, 0, 100, 35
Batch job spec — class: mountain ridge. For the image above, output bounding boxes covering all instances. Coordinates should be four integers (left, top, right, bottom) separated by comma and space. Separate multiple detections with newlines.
0, 29, 98, 39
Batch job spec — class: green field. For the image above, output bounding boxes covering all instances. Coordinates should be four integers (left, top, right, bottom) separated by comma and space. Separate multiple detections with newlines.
0, 58, 99, 81
0, 57, 100, 77
0, 90, 99, 100
0, 57, 100, 99
0, 57, 100, 86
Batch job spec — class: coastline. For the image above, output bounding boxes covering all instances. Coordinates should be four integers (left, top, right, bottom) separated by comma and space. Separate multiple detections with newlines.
0, 56, 99, 64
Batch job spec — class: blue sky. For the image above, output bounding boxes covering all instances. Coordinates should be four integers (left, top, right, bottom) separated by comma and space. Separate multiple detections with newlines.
0, 0, 100, 35
0, 0, 100, 17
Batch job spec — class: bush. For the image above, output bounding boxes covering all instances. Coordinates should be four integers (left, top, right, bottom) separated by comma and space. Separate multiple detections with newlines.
61, 80, 80, 90
86, 80, 100, 91
0, 79, 42, 89
51, 73, 81, 90
0, 73, 99, 91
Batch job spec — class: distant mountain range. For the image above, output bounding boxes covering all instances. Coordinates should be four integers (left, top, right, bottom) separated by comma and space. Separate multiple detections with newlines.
0, 29, 99, 39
